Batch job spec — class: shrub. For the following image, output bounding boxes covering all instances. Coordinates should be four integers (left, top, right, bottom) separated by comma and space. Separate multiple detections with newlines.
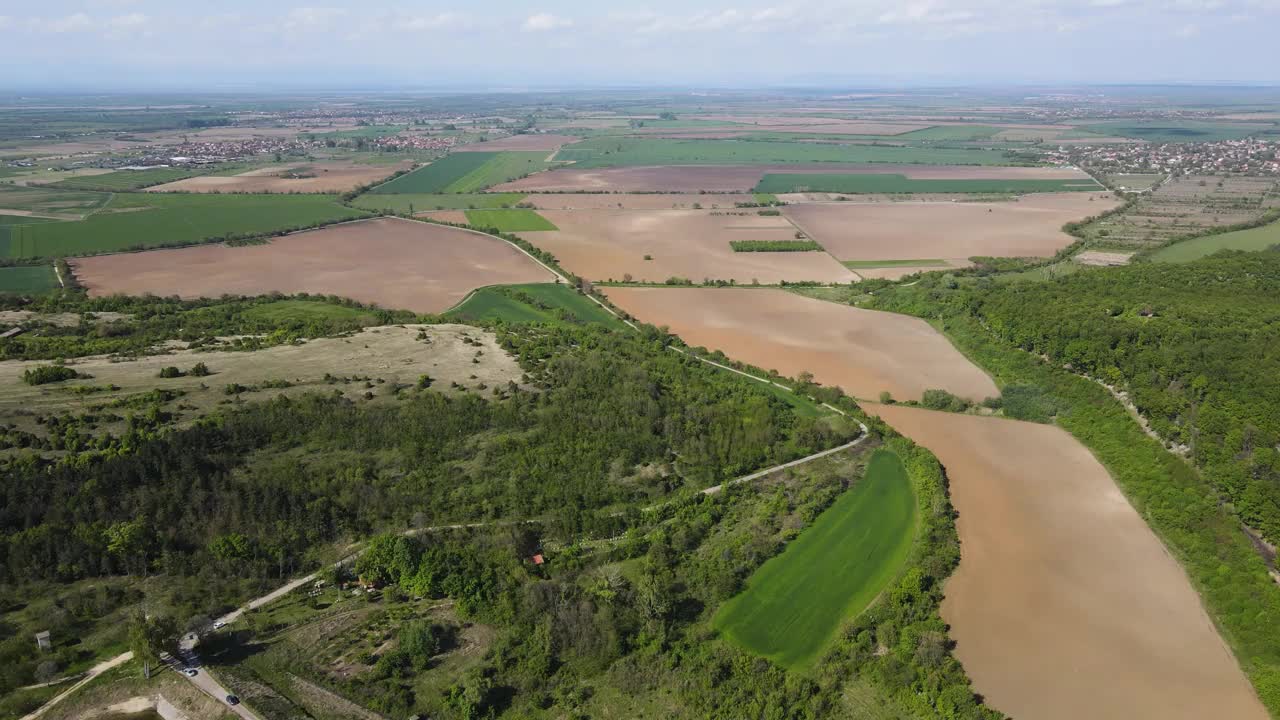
189, 362, 211, 377
22, 365, 81, 386
158, 366, 184, 379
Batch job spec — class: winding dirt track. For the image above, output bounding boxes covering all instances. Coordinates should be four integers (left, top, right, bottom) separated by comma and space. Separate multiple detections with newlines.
866, 403, 1268, 720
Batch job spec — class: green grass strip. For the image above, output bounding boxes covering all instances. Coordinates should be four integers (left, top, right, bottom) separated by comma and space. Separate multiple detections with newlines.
464, 209, 557, 232
730, 240, 822, 252
714, 449, 917, 670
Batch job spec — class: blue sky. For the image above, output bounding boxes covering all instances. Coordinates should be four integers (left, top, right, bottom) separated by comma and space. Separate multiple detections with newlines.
4, 0, 1279, 89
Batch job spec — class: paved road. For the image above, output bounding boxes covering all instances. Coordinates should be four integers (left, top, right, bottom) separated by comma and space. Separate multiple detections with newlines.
172, 653, 262, 720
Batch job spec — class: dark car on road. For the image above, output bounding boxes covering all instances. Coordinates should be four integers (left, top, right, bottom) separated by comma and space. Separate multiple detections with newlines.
226, 695, 240, 705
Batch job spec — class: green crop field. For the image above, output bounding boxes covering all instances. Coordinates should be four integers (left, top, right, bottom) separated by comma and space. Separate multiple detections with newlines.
0, 264, 59, 293
239, 299, 378, 324
0, 185, 110, 216
446, 283, 623, 327
1069, 120, 1274, 142
370, 152, 552, 194
754, 173, 1099, 194
1149, 219, 1280, 263
730, 240, 822, 252
464, 209, 557, 232
714, 449, 917, 670
0, 193, 367, 259
553, 137, 1017, 167
47, 167, 201, 191
349, 192, 526, 213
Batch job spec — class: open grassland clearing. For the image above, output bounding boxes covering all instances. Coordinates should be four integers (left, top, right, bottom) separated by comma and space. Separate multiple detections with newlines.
0, 264, 58, 293
350, 192, 525, 213
0, 323, 523, 447
1078, 174, 1280, 253
603, 287, 998, 402
495, 162, 1087, 193
71, 217, 555, 313
46, 167, 203, 191
2, 193, 368, 258
551, 137, 1017, 167
463, 208, 557, 231
524, 192, 756, 210
0, 184, 110, 218
714, 449, 916, 670
755, 174, 1100, 194
866, 403, 1269, 720
370, 152, 552, 194
445, 282, 624, 326
1150, 217, 1280, 262
147, 160, 414, 194
525, 208, 856, 284
786, 192, 1120, 266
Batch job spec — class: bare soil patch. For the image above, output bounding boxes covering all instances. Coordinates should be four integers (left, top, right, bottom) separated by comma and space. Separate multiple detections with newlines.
786, 193, 1120, 264
71, 217, 554, 313
494, 164, 1090, 193
147, 161, 413, 193
866, 404, 1268, 720
524, 193, 754, 210
418, 210, 469, 224
526, 209, 855, 284
454, 134, 576, 152
603, 287, 997, 402
1075, 250, 1134, 266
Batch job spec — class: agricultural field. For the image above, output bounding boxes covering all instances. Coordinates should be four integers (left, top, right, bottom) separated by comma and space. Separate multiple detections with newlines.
1149, 217, 1280, 262
463, 208, 557, 232
524, 209, 855, 284
349, 192, 526, 213
1, 193, 367, 258
0, 184, 110, 217
550, 137, 1018, 167
495, 162, 1089, 194
445, 282, 623, 326
0, 322, 522, 451
1105, 173, 1165, 192
714, 449, 916, 669
453, 133, 576, 152
754, 174, 1100, 194
47, 167, 203, 191
786, 193, 1120, 268
0, 264, 59, 293
70, 217, 556, 313
867, 403, 1269, 720
369, 152, 552, 194
603, 287, 998, 402
1071, 119, 1276, 142
147, 160, 413, 193
1075, 174, 1280, 253
525, 193, 756, 209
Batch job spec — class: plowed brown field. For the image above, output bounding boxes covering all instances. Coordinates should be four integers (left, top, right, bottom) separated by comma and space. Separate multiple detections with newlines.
71, 217, 554, 313
148, 161, 412, 194
787, 193, 1120, 263
602, 287, 997, 402
525, 193, 754, 210
866, 404, 1268, 720
524, 209, 855, 284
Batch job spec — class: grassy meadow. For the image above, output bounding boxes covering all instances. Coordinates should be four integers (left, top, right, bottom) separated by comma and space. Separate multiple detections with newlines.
714, 449, 917, 670
754, 173, 1099, 194
0, 193, 367, 258
446, 283, 623, 326
1149, 219, 1280, 263
0, 265, 59, 293
47, 167, 202, 191
0, 185, 110, 217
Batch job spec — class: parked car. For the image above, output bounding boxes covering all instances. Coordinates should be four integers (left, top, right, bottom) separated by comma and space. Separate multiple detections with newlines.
183, 668, 198, 677
213, 621, 226, 630
226, 695, 240, 705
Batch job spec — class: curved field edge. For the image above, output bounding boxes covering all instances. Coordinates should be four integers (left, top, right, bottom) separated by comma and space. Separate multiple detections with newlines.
713, 448, 918, 670
865, 293, 1280, 716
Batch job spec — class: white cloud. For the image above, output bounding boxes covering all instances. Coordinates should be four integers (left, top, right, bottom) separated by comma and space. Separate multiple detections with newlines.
284, 7, 347, 31
403, 12, 464, 31
522, 12, 572, 32
108, 13, 149, 29
1176, 22, 1201, 35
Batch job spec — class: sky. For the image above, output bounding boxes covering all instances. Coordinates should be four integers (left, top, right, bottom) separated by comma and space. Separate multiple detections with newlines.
3, 0, 1280, 90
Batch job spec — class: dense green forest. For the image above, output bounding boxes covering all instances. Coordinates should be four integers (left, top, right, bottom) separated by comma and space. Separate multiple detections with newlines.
960, 252, 1280, 543
0, 324, 852, 587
